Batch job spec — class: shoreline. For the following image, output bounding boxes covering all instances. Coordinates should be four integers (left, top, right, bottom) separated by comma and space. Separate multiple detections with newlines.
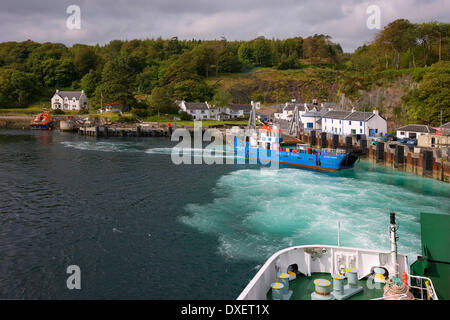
1, 119, 448, 183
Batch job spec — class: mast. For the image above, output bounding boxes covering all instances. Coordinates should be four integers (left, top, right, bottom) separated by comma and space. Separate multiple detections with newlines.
247, 104, 257, 130
390, 212, 399, 278
337, 221, 341, 247
288, 106, 301, 137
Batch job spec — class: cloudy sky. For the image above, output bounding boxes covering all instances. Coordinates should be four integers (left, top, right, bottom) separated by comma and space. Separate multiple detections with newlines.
0, 0, 449, 52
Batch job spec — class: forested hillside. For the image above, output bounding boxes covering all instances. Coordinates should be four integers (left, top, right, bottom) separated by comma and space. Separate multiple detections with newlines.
0, 19, 448, 126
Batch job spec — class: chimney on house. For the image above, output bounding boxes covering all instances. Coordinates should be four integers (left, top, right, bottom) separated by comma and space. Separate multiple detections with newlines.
373, 109, 379, 115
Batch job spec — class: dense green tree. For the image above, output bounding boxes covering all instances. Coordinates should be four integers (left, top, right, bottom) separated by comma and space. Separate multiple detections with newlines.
72, 45, 100, 76
148, 86, 178, 115
166, 37, 182, 56
402, 61, 450, 125
158, 52, 199, 86
238, 42, 254, 65
252, 37, 272, 66
135, 65, 159, 94
81, 70, 99, 97
211, 89, 233, 107
171, 79, 213, 102
0, 68, 39, 107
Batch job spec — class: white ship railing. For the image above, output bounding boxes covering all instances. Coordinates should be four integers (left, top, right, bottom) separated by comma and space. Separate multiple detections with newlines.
237, 245, 409, 300
407, 273, 439, 300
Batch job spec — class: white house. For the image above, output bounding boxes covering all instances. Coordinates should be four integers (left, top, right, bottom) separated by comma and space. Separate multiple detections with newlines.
275, 103, 308, 121
178, 101, 212, 120
274, 101, 335, 121
321, 109, 387, 137
300, 110, 326, 131
396, 124, 437, 139
51, 90, 89, 111
177, 100, 259, 120
224, 104, 253, 118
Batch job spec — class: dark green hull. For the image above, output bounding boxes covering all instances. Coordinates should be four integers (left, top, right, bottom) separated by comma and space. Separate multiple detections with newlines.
410, 212, 450, 300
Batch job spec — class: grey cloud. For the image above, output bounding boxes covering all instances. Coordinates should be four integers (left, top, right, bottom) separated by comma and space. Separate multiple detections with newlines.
0, 0, 449, 52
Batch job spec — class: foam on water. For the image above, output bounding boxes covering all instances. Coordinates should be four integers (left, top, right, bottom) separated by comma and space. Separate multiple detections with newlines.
60, 139, 449, 263
145, 145, 238, 160
61, 140, 238, 160
180, 164, 450, 262
61, 141, 145, 153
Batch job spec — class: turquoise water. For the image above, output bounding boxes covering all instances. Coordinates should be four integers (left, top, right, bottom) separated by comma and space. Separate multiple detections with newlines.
0, 130, 448, 299
180, 162, 450, 263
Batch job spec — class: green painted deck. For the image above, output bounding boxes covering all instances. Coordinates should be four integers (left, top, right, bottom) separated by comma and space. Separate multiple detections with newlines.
267, 273, 385, 300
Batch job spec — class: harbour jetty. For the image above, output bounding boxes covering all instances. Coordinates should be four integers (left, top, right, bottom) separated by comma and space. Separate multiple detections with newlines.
292, 130, 450, 182
78, 124, 169, 137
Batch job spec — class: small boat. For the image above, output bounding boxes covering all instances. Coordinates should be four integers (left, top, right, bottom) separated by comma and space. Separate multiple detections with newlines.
233, 124, 360, 171
30, 109, 54, 130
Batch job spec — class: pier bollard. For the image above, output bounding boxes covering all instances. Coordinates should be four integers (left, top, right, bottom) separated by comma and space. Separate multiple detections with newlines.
310, 130, 316, 146
137, 126, 141, 137
95, 126, 99, 137
395, 145, 404, 167
423, 150, 433, 173
345, 136, 352, 150
360, 139, 367, 154
376, 142, 384, 162
332, 135, 339, 149
320, 132, 328, 149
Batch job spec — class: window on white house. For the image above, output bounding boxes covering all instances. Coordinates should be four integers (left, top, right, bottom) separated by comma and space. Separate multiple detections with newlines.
349, 121, 352, 125
360, 121, 362, 126
400, 131, 405, 135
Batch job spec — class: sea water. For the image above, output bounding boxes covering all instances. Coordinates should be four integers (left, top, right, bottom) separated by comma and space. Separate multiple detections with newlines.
0, 130, 448, 299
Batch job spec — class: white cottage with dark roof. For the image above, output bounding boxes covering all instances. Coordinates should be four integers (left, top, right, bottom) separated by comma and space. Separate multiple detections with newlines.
178, 101, 212, 120
321, 109, 387, 137
51, 89, 89, 111
396, 124, 437, 139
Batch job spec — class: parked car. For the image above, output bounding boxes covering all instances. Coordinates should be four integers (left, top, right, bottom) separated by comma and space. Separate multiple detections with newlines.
386, 134, 397, 141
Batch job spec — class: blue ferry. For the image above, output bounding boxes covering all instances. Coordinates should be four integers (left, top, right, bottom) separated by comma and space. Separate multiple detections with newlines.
233, 125, 359, 171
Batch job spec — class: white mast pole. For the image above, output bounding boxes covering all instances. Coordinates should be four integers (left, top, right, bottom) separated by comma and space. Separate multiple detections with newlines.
390, 212, 399, 278
337, 221, 341, 247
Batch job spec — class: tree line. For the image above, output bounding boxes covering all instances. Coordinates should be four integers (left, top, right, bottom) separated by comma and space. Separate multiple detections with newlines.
0, 19, 448, 125
0, 34, 342, 113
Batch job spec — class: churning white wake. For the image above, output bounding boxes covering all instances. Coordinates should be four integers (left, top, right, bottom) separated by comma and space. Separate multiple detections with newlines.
180, 165, 450, 262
